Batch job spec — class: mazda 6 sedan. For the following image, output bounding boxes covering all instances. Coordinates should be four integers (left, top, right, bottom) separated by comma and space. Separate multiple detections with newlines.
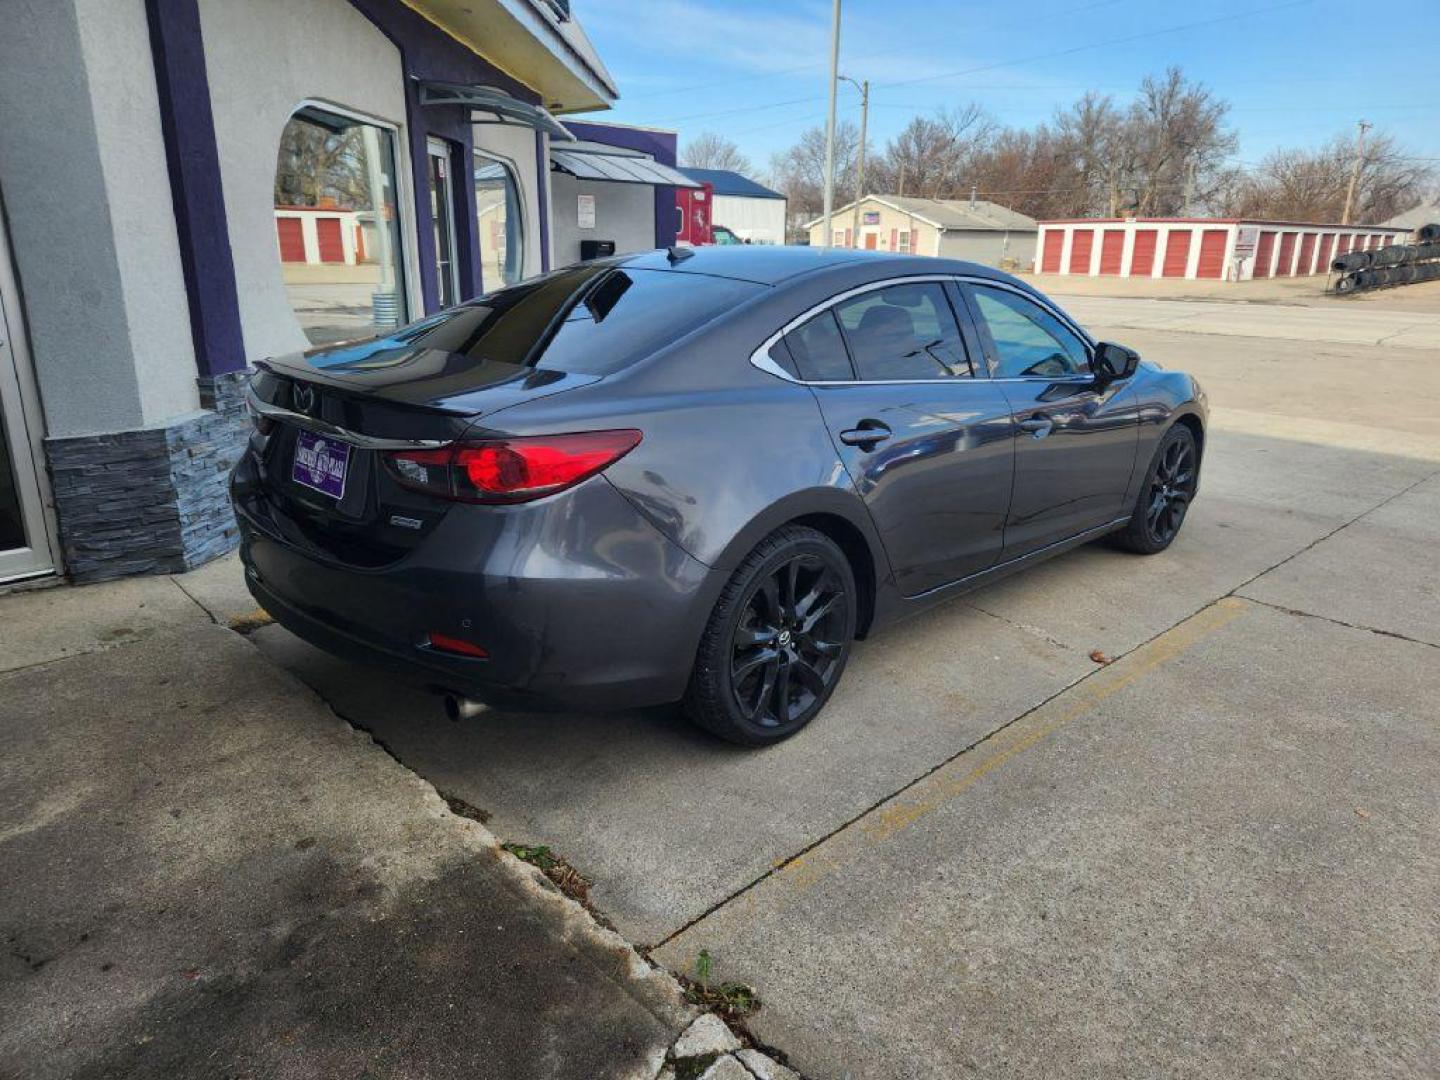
233, 246, 1206, 745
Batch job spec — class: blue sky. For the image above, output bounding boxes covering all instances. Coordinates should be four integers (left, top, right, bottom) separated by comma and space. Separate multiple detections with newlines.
572, 0, 1440, 175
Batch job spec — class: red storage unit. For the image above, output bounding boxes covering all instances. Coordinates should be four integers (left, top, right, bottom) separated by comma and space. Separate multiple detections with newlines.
1315, 233, 1334, 271
1196, 229, 1228, 278
1369, 234, 1382, 250
1161, 229, 1191, 277
1041, 230, 1064, 273
1068, 228, 1094, 274
1274, 232, 1297, 276
1129, 229, 1158, 276
1297, 233, 1317, 275
276, 217, 305, 263
1098, 229, 1124, 274
1336, 233, 1351, 256
1253, 231, 1276, 277
316, 217, 344, 263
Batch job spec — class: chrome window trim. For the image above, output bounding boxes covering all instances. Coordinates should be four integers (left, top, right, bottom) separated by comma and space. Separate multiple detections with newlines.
245, 382, 449, 451
749, 274, 1097, 387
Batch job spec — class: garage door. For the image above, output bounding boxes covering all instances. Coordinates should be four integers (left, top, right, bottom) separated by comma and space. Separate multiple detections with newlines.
1129, 230, 1158, 276
1252, 231, 1276, 277
1274, 232, 1297, 276
1161, 230, 1191, 277
276, 218, 305, 263
1335, 234, 1351, 257
1315, 234, 1334, 271
1068, 229, 1094, 274
1196, 229, 1228, 278
316, 218, 344, 263
1297, 234, 1317, 276
1369, 234, 1382, 251
1099, 229, 1125, 274
1041, 230, 1064, 273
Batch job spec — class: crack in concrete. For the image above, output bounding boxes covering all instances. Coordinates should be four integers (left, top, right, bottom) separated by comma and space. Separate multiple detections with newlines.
1239, 596, 1439, 650
964, 601, 1078, 654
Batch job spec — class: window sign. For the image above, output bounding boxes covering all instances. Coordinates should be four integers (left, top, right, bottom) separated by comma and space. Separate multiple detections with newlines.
863, 210, 881, 225
578, 194, 596, 229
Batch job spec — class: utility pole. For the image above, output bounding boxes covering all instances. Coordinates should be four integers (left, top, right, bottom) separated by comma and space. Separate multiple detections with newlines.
1341, 119, 1371, 225
820, 0, 841, 247
1183, 159, 1197, 216
841, 76, 868, 248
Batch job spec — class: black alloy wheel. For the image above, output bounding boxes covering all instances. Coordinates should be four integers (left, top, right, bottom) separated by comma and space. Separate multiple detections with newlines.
730, 553, 848, 729
684, 525, 856, 745
1145, 433, 1196, 546
1113, 424, 1198, 554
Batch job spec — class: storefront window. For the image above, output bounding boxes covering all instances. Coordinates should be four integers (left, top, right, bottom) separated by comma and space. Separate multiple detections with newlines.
274, 105, 407, 345
474, 153, 525, 290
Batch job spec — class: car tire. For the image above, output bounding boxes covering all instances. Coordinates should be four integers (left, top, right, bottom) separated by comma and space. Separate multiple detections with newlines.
1110, 423, 1199, 555
683, 525, 857, 746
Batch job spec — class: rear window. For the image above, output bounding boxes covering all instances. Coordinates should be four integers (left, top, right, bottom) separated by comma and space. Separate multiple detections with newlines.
314, 265, 765, 377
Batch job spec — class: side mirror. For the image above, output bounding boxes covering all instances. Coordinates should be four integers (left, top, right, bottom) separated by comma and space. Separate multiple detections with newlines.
1094, 342, 1140, 385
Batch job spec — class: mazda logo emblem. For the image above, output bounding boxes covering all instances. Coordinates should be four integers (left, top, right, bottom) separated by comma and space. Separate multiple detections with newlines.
293, 384, 316, 414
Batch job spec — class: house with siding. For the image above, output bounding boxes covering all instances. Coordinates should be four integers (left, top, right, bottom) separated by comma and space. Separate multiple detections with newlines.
805, 196, 1037, 267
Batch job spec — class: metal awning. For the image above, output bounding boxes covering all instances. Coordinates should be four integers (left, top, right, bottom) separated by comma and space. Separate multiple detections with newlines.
417, 80, 574, 142
549, 140, 701, 187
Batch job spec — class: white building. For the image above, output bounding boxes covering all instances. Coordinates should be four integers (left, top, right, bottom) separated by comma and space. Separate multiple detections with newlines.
1035, 218, 1410, 281
806, 196, 1037, 267
679, 169, 788, 245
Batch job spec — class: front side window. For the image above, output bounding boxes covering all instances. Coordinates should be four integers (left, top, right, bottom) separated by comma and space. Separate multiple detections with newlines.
967, 286, 1089, 379
475, 154, 525, 290
274, 106, 407, 346
832, 283, 971, 380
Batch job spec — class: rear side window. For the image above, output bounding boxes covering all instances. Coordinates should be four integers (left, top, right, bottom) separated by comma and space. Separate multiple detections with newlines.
782, 311, 853, 381
832, 283, 971, 380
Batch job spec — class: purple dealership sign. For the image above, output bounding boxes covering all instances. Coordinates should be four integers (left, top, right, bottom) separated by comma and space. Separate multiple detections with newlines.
292, 431, 350, 499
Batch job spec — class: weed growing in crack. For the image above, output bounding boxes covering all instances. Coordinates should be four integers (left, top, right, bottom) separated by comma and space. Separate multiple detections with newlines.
678, 949, 760, 1022
673, 1052, 722, 1080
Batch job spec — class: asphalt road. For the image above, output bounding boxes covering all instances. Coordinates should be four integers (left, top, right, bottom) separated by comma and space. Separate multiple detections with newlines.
256, 297, 1440, 1079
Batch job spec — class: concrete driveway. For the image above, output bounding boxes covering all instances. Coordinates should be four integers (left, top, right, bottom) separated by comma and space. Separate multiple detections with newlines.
254, 300, 1440, 1078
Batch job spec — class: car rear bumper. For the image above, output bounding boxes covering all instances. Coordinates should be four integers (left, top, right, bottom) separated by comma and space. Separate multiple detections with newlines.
232, 458, 720, 713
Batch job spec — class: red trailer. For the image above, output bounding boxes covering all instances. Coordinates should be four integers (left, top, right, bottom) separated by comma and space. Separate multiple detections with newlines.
675, 182, 714, 245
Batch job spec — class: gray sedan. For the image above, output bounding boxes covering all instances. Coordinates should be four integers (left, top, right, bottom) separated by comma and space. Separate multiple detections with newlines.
232, 246, 1206, 744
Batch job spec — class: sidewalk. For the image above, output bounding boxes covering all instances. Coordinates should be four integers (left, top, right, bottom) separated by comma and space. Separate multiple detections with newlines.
0, 564, 700, 1079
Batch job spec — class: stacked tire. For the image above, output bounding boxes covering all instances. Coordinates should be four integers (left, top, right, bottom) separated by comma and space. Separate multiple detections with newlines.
1332, 223, 1440, 294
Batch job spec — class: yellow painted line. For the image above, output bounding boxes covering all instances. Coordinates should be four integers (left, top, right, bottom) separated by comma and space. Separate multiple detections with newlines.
779, 597, 1251, 893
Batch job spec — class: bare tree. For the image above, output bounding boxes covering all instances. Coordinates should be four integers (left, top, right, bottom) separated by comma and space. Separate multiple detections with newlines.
681, 132, 753, 174
274, 117, 373, 209
870, 104, 994, 199
768, 121, 863, 240
1223, 130, 1432, 223
1123, 67, 1236, 215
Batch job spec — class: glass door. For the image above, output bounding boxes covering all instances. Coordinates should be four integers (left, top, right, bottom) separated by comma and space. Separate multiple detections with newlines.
427, 139, 459, 310
0, 214, 56, 582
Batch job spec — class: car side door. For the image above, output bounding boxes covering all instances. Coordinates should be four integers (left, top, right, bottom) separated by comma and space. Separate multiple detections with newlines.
767, 279, 1015, 597
959, 281, 1140, 559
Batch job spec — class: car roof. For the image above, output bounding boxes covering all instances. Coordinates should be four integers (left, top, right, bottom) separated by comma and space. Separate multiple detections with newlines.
616, 246, 1012, 287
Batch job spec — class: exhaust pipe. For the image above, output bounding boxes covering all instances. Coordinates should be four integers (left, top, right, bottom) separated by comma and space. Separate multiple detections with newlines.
443, 694, 486, 722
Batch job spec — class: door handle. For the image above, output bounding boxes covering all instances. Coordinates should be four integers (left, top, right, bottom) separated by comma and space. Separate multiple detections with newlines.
839, 421, 892, 448
1018, 415, 1054, 439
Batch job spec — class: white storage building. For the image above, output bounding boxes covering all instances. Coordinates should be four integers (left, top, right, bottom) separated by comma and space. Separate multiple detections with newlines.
1035, 218, 1410, 281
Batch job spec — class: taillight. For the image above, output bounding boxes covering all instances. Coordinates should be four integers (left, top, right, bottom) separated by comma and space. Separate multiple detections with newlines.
384, 430, 642, 504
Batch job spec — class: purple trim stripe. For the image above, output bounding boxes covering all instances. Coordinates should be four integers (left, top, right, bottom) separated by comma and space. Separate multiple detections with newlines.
535, 130, 551, 273
144, 0, 246, 376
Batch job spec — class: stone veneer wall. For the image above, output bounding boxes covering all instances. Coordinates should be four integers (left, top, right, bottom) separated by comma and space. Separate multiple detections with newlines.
45, 371, 249, 582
